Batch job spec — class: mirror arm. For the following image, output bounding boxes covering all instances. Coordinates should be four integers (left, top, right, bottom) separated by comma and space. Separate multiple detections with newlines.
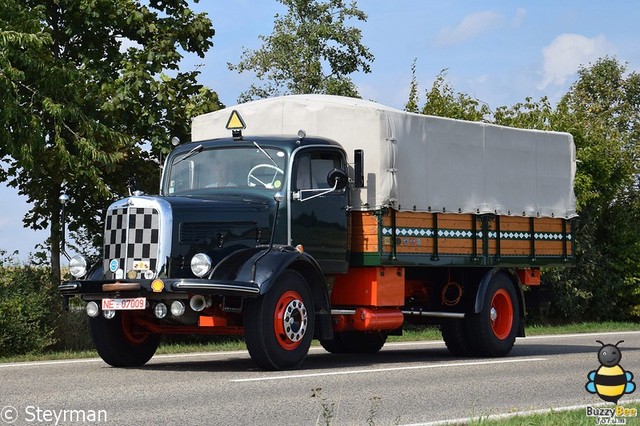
293, 180, 339, 202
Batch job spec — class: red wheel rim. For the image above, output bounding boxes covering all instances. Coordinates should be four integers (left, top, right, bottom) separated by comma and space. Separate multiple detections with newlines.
121, 312, 149, 345
274, 290, 308, 351
490, 289, 514, 340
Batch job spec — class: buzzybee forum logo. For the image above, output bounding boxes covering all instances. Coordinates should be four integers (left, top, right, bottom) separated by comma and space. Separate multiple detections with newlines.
585, 340, 637, 424
586, 340, 636, 403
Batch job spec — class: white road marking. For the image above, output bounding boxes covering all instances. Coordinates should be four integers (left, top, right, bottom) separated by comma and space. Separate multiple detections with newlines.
1, 329, 636, 369
229, 357, 547, 382
409, 398, 640, 426
0, 350, 249, 369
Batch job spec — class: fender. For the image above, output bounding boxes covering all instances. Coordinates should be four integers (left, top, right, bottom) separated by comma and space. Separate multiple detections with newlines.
474, 268, 526, 337
211, 246, 333, 340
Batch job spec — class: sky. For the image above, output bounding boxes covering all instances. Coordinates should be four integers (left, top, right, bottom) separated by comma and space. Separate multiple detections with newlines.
1, 0, 639, 261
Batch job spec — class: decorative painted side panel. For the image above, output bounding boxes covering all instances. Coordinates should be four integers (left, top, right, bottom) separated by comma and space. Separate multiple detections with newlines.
349, 210, 574, 266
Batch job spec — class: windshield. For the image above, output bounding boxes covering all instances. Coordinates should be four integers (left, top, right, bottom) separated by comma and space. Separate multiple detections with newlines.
165, 146, 287, 195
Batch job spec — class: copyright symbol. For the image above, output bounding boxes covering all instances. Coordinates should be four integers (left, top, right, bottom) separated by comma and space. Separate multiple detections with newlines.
0, 406, 18, 424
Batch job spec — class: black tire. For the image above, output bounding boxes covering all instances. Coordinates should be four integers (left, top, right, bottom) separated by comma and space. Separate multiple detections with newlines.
89, 311, 160, 367
466, 272, 519, 357
244, 270, 315, 370
440, 319, 472, 356
320, 334, 348, 354
341, 331, 387, 354
322, 331, 387, 354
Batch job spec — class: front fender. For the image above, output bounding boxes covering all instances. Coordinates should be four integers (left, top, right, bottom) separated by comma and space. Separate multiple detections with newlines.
213, 245, 332, 340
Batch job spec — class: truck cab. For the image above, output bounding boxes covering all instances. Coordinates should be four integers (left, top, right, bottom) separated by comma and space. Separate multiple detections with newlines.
60, 131, 352, 370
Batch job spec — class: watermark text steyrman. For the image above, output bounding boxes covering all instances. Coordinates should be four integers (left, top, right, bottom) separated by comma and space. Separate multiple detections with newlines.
1, 405, 107, 425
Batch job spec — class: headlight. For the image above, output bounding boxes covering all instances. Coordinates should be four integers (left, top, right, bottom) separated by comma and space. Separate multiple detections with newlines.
190, 253, 212, 278
69, 255, 88, 278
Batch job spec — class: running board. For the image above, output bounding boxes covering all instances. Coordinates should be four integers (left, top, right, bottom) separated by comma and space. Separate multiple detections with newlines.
330, 309, 464, 319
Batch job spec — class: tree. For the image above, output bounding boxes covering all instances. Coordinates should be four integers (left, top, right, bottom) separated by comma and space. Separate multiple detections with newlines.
228, 0, 374, 101
407, 58, 640, 321
420, 69, 490, 121
492, 58, 640, 321
548, 58, 640, 320
0, 0, 222, 282
404, 59, 419, 113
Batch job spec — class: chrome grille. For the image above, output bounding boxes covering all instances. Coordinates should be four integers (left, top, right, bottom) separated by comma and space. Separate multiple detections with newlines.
103, 206, 160, 279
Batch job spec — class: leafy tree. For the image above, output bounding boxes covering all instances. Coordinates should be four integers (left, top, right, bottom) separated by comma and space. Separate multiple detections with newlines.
420, 69, 490, 121
0, 0, 222, 282
404, 59, 419, 113
408, 58, 640, 321
492, 58, 640, 321
228, 0, 374, 101
548, 58, 640, 320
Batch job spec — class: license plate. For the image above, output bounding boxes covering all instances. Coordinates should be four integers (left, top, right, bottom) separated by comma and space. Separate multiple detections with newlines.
102, 297, 146, 311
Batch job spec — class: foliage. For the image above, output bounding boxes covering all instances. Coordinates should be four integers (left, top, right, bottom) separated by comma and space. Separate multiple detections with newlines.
409, 58, 640, 321
404, 59, 420, 113
0, 262, 58, 356
228, 0, 374, 102
0, 0, 222, 280
421, 69, 491, 121
491, 58, 640, 321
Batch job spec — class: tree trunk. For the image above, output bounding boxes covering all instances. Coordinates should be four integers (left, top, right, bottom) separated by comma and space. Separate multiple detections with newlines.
49, 191, 62, 285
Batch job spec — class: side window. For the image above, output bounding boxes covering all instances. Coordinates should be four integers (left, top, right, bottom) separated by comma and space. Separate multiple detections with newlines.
294, 150, 344, 190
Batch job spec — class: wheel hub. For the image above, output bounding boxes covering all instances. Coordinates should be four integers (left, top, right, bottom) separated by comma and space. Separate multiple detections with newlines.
282, 299, 308, 342
490, 307, 498, 322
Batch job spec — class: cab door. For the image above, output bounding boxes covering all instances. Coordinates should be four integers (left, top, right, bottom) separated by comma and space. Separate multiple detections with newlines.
290, 148, 349, 274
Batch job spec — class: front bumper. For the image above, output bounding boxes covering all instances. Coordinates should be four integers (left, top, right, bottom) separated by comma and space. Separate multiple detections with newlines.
59, 278, 261, 298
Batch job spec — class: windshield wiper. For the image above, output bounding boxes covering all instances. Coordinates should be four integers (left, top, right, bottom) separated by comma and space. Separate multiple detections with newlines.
253, 141, 277, 167
173, 144, 203, 166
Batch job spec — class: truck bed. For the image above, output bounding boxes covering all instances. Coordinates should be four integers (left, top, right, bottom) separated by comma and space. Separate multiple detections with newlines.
350, 209, 574, 267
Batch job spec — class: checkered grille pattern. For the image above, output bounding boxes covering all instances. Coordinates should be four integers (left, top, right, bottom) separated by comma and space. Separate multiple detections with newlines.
103, 207, 160, 279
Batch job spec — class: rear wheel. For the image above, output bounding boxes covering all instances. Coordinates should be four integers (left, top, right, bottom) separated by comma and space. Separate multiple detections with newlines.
440, 319, 472, 356
244, 270, 315, 370
320, 334, 348, 354
467, 272, 518, 357
89, 311, 160, 367
342, 331, 387, 353
321, 331, 387, 354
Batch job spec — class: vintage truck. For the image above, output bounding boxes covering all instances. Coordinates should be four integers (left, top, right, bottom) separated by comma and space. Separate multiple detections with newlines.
59, 94, 577, 370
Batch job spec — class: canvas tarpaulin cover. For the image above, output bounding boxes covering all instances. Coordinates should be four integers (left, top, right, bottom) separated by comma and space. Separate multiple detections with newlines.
192, 94, 577, 219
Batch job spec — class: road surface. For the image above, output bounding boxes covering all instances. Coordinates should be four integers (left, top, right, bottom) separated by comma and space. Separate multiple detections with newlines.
1, 331, 639, 425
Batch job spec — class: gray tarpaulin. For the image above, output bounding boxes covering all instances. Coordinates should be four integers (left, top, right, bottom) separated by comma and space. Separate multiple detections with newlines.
192, 94, 576, 219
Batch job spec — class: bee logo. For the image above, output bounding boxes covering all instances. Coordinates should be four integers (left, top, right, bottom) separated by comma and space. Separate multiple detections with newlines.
586, 340, 636, 403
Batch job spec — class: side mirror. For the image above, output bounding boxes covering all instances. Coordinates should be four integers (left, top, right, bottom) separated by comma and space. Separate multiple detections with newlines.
327, 169, 348, 190
354, 149, 364, 188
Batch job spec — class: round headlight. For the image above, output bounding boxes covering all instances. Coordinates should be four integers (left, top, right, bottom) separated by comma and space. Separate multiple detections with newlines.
86, 301, 99, 318
190, 253, 212, 278
171, 301, 186, 317
69, 255, 88, 278
154, 303, 168, 319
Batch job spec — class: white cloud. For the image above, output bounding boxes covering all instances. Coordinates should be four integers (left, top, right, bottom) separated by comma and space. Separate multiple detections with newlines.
538, 33, 612, 90
512, 8, 526, 27
436, 11, 504, 46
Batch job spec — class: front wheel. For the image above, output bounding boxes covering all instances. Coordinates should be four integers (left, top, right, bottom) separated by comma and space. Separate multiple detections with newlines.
89, 311, 160, 367
243, 270, 315, 370
466, 272, 519, 357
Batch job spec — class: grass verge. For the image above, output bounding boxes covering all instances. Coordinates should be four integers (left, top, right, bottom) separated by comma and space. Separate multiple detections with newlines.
466, 402, 640, 425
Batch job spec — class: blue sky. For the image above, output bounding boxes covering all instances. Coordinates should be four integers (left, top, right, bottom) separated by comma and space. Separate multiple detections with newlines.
1, 0, 639, 260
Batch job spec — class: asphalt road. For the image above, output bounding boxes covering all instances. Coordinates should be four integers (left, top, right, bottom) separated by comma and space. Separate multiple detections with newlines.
2, 331, 639, 425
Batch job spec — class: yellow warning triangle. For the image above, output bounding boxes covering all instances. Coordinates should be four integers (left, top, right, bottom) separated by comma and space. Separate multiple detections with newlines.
225, 110, 246, 130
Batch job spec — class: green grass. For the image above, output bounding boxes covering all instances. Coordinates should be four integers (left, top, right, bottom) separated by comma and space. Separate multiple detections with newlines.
1, 321, 637, 364
467, 402, 640, 425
